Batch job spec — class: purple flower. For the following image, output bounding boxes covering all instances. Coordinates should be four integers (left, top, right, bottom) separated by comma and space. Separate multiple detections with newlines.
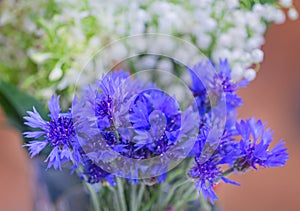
189, 59, 246, 123
188, 156, 239, 204
24, 95, 81, 170
82, 158, 116, 186
234, 118, 288, 171
129, 89, 181, 155
189, 122, 240, 204
79, 70, 185, 160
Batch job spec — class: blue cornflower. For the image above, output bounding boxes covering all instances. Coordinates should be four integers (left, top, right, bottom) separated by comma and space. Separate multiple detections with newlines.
189, 119, 240, 204
82, 158, 116, 186
24, 95, 81, 170
129, 89, 181, 155
188, 62, 209, 117
189, 59, 246, 120
234, 118, 288, 171
188, 156, 239, 204
218, 59, 246, 112
80, 70, 184, 160
72, 70, 199, 182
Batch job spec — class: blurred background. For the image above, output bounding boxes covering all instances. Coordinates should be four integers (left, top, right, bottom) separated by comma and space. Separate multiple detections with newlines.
1, 1, 300, 211
219, 7, 300, 210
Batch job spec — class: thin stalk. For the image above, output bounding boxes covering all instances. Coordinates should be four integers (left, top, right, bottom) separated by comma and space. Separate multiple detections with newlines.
117, 178, 127, 211
173, 184, 197, 209
130, 183, 137, 211
135, 183, 145, 210
107, 185, 121, 211
163, 179, 190, 207
85, 183, 101, 211
222, 167, 234, 177
200, 194, 212, 211
142, 186, 160, 211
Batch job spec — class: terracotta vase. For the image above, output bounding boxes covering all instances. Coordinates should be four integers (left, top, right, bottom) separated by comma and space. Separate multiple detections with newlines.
0, 108, 32, 211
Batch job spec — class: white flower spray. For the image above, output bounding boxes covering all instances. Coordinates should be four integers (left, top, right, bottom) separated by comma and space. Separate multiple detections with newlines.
0, 0, 298, 97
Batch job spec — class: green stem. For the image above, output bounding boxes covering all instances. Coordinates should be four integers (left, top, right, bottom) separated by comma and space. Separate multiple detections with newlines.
222, 167, 235, 177
107, 185, 121, 211
136, 184, 145, 210
163, 179, 190, 207
173, 183, 197, 209
130, 183, 137, 211
86, 183, 101, 211
117, 178, 127, 211
200, 193, 212, 211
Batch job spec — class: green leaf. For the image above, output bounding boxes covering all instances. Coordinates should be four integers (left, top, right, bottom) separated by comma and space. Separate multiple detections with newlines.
0, 79, 47, 133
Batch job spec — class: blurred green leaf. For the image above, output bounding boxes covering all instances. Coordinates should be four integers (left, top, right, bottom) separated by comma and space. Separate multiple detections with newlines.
0, 79, 47, 133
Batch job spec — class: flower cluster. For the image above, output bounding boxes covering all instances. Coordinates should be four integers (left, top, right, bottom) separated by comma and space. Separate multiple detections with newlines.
24, 95, 114, 184
79, 70, 185, 160
24, 95, 82, 170
0, 0, 297, 99
24, 59, 288, 204
187, 59, 288, 203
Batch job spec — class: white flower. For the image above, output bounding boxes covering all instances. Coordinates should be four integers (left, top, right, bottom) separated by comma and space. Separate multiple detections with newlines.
251, 49, 264, 64
231, 64, 244, 81
218, 34, 232, 48
0, 0, 296, 96
196, 33, 212, 50
247, 36, 265, 50
212, 49, 231, 62
279, 0, 293, 8
253, 4, 264, 16
49, 63, 63, 81
156, 59, 173, 72
244, 68, 257, 81
203, 18, 217, 32
28, 51, 54, 64
288, 8, 299, 20
224, 0, 239, 9
109, 42, 128, 61
273, 9, 286, 24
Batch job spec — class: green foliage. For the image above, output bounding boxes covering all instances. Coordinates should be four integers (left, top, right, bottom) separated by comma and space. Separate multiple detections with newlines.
239, 0, 277, 10
0, 80, 47, 133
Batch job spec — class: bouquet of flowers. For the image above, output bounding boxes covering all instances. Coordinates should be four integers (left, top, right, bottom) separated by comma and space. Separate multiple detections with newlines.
0, 0, 296, 210
24, 56, 288, 210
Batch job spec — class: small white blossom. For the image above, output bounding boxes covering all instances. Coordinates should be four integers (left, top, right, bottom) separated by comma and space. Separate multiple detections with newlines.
49, 64, 63, 81
253, 4, 264, 16
279, 0, 293, 8
244, 68, 257, 81
251, 49, 264, 64
224, 0, 239, 9
288, 8, 299, 20
28, 51, 54, 64
273, 9, 286, 24
231, 64, 244, 81
196, 33, 212, 50
156, 59, 173, 73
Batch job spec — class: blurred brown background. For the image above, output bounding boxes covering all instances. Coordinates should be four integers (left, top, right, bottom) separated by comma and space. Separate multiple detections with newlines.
1, 3, 300, 211
219, 3, 300, 210
0, 109, 32, 211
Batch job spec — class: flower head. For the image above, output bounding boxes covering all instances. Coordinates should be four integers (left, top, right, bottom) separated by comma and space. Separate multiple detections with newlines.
189, 59, 246, 123
188, 155, 239, 204
24, 95, 81, 170
82, 157, 116, 186
234, 118, 288, 171
78, 70, 185, 160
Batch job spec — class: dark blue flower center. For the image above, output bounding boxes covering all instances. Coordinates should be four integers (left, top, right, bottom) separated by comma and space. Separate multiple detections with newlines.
46, 115, 75, 147
128, 89, 181, 154
84, 159, 110, 184
95, 94, 113, 130
189, 157, 221, 183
